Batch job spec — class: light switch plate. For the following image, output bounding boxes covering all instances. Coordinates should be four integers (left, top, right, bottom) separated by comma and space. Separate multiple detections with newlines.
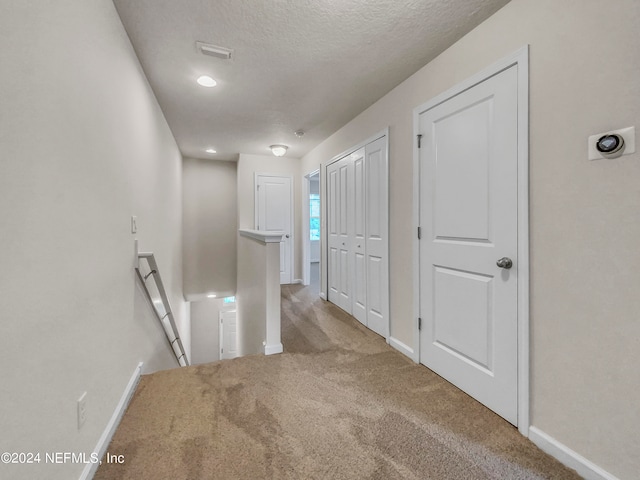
588, 126, 635, 160
131, 215, 138, 234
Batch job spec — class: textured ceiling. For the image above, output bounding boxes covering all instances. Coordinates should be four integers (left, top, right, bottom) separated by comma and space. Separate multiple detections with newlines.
113, 0, 510, 161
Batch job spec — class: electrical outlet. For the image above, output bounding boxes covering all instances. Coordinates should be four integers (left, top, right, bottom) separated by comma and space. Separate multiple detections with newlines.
77, 392, 87, 430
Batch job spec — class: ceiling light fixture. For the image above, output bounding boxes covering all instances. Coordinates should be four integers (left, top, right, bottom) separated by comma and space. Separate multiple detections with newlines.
205, 148, 216, 154
197, 75, 217, 87
207, 293, 216, 298
270, 145, 288, 157
294, 130, 305, 138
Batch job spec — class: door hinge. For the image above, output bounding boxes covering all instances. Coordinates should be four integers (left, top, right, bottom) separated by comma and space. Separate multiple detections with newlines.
417, 226, 422, 239
418, 318, 422, 330
417, 134, 423, 148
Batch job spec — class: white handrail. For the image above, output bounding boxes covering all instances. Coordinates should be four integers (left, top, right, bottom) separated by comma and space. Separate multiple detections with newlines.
135, 250, 189, 367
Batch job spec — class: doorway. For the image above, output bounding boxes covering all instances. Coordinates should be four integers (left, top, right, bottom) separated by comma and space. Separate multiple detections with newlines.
219, 307, 238, 360
413, 47, 529, 431
255, 173, 293, 284
303, 169, 321, 292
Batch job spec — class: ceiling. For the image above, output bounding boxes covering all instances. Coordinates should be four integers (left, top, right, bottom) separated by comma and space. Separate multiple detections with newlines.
113, 0, 510, 161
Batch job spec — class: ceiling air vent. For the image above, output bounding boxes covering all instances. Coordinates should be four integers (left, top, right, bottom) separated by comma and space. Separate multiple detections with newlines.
196, 41, 233, 60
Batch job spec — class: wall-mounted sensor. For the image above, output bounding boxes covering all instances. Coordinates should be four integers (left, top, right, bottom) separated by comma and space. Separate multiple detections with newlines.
588, 126, 635, 161
596, 134, 624, 157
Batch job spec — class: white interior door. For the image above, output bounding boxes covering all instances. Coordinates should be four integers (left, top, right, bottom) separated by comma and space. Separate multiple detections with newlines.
326, 134, 389, 336
352, 148, 367, 324
220, 309, 237, 360
418, 65, 518, 424
327, 157, 353, 313
256, 174, 292, 284
364, 138, 389, 337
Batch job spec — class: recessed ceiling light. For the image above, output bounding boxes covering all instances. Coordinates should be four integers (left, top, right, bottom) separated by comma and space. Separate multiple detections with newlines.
205, 148, 216, 154
197, 75, 217, 87
207, 293, 216, 298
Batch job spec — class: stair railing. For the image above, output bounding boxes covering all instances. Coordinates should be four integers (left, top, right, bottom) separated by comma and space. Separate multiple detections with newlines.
135, 247, 189, 367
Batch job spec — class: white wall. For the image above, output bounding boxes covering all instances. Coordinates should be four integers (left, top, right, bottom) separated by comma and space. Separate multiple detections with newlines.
236, 235, 268, 355
0, 1, 186, 479
183, 158, 237, 299
190, 299, 224, 365
301, 0, 640, 478
237, 153, 302, 281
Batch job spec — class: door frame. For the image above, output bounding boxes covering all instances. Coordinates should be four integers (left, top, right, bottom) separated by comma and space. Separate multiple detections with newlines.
254, 172, 295, 284
322, 128, 390, 337
302, 169, 320, 287
412, 46, 530, 435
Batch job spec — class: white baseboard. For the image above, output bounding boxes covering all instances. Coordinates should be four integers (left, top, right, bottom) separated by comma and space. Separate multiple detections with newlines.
79, 362, 143, 480
293, 278, 303, 284
528, 426, 620, 480
319, 292, 327, 300
264, 343, 283, 355
389, 336, 414, 359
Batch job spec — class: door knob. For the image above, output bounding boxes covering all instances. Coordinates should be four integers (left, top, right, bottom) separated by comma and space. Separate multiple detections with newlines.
285, 234, 290, 238
496, 257, 513, 269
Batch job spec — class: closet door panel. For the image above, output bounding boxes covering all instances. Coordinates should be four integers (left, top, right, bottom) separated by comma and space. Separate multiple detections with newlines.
327, 163, 341, 304
327, 157, 353, 314
365, 137, 389, 337
352, 148, 367, 324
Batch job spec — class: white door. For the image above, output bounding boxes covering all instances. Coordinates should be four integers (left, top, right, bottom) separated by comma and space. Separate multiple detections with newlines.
256, 174, 292, 284
364, 138, 389, 337
327, 157, 353, 313
326, 135, 389, 336
352, 148, 367, 324
220, 309, 237, 360
418, 65, 518, 424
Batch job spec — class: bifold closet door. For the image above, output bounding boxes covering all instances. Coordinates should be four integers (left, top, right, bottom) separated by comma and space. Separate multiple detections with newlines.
364, 137, 388, 337
327, 156, 353, 314
326, 135, 388, 338
352, 148, 367, 325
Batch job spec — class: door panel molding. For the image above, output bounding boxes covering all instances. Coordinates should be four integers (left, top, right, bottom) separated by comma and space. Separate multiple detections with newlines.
413, 46, 529, 434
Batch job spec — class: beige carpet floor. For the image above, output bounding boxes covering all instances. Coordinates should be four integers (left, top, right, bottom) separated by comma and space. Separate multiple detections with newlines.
95, 283, 581, 479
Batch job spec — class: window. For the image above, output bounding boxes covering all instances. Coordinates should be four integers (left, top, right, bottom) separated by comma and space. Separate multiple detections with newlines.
309, 194, 320, 241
